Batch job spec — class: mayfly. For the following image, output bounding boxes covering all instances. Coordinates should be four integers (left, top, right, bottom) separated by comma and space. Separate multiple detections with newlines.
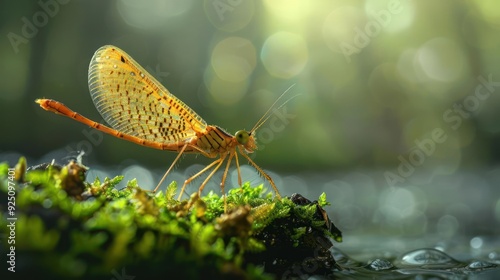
36, 45, 294, 204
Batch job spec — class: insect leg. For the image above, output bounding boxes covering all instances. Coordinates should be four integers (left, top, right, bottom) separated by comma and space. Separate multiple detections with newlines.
153, 143, 189, 193
238, 147, 281, 199
220, 151, 235, 213
196, 153, 227, 196
233, 151, 242, 186
178, 154, 225, 200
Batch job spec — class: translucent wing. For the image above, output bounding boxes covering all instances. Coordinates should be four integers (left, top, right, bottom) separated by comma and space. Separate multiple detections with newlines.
88, 45, 207, 144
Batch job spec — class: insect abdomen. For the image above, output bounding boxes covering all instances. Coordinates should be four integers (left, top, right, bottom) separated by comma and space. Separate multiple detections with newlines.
196, 126, 234, 154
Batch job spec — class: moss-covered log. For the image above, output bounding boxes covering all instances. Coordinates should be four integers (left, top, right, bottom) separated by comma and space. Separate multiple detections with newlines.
0, 157, 341, 279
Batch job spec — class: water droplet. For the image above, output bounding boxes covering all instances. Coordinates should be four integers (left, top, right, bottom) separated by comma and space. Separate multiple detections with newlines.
330, 247, 362, 267
399, 248, 461, 268
105, 55, 110, 59
140, 72, 145, 78
113, 64, 118, 69
468, 261, 496, 270
488, 252, 499, 261
367, 258, 394, 271
470, 236, 483, 249
130, 72, 135, 76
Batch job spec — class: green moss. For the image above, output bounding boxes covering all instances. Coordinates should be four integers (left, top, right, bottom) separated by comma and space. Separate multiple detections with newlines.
0, 157, 342, 279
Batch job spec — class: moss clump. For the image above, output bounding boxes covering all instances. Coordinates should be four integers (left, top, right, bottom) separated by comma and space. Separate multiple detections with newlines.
0, 157, 342, 279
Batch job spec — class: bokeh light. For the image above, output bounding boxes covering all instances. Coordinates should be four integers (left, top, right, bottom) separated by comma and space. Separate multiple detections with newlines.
205, 37, 256, 105
211, 37, 256, 83
417, 38, 467, 83
261, 31, 308, 79
475, 0, 500, 28
263, 0, 314, 23
364, 0, 415, 34
117, 0, 193, 30
204, 0, 254, 32
322, 5, 366, 55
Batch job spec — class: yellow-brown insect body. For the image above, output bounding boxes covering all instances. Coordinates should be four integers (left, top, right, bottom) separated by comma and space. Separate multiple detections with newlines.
194, 126, 256, 157
36, 45, 283, 209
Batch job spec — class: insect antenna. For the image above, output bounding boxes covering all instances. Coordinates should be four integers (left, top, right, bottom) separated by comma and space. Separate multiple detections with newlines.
250, 84, 300, 134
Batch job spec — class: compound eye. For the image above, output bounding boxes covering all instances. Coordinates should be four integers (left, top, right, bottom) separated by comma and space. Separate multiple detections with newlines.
235, 130, 249, 144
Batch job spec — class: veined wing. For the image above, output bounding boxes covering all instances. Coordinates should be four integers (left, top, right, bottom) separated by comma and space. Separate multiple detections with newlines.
88, 45, 207, 144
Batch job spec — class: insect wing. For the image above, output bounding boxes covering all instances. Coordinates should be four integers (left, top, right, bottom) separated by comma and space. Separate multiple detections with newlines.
88, 45, 207, 144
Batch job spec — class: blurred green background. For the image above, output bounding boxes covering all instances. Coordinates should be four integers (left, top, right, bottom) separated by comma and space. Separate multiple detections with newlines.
2, 0, 500, 171
1, 1, 500, 236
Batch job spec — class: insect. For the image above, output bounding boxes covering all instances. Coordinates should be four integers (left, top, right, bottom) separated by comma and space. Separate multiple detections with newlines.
36, 45, 294, 204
